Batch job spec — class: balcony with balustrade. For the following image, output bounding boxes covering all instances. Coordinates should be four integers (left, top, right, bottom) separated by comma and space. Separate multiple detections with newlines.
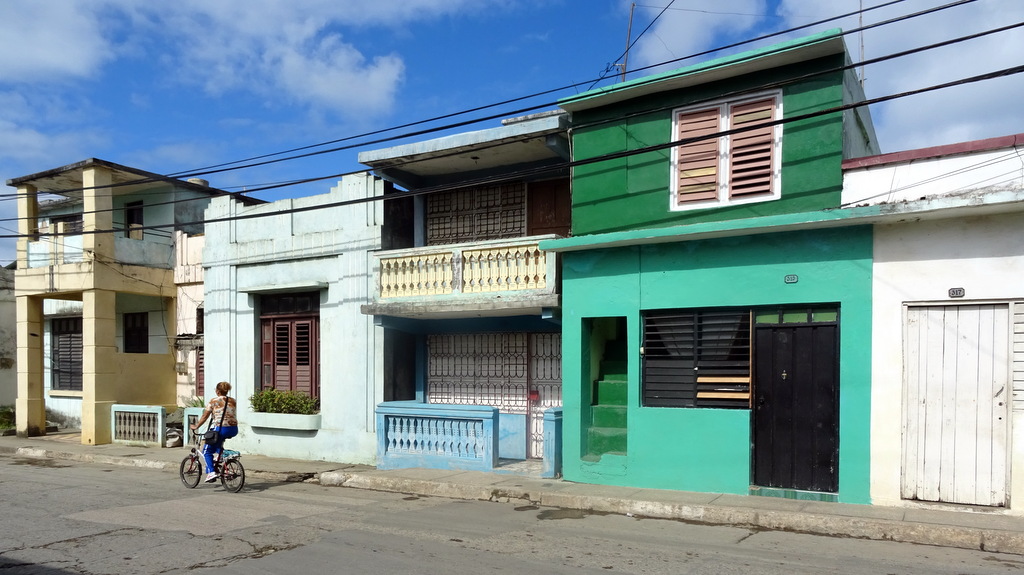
363, 234, 560, 319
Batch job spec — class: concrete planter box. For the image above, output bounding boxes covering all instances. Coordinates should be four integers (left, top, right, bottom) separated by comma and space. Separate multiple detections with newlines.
248, 412, 321, 431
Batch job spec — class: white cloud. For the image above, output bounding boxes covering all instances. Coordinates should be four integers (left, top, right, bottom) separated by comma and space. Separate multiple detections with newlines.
118, 0, 491, 120
0, 91, 106, 166
0, 1, 117, 83
778, 0, 1024, 153
629, 1, 770, 75
629, 0, 1024, 154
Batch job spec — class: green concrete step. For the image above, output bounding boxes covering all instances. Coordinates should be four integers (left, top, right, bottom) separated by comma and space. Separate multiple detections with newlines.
586, 426, 628, 455
591, 404, 627, 428
593, 379, 627, 406
600, 360, 628, 381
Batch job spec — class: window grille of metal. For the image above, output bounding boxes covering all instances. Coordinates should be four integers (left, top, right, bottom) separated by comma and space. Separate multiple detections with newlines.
426, 182, 526, 245
529, 333, 562, 458
427, 333, 529, 414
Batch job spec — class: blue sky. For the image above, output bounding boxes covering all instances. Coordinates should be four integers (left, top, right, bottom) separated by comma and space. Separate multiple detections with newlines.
1, 0, 1021, 265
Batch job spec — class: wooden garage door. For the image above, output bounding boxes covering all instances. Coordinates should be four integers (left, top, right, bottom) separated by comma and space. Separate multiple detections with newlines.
902, 304, 1010, 506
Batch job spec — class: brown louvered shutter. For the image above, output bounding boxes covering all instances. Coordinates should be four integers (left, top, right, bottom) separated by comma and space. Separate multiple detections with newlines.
728, 98, 775, 198
261, 321, 273, 390
196, 346, 205, 398
675, 107, 721, 204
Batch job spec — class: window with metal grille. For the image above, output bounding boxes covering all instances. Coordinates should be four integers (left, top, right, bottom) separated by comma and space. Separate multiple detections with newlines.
260, 292, 320, 399
642, 309, 752, 408
671, 93, 780, 210
425, 182, 526, 245
123, 312, 149, 354
52, 317, 83, 391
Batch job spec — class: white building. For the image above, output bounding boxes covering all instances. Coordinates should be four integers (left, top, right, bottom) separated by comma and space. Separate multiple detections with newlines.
843, 134, 1024, 511
202, 173, 387, 463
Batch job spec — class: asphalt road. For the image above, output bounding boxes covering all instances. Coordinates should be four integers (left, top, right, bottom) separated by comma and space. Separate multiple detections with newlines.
2, 453, 1024, 574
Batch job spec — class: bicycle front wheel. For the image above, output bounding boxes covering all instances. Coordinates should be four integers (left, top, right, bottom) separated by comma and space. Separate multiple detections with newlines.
179, 454, 201, 488
220, 459, 245, 492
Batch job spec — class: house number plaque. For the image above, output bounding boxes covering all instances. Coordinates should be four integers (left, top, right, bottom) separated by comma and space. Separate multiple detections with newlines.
948, 287, 965, 298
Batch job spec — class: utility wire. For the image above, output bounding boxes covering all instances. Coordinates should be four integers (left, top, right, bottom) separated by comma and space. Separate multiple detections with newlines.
5, 13, 1018, 228
14, 0, 931, 197
588, 0, 677, 91
5, 62, 1021, 241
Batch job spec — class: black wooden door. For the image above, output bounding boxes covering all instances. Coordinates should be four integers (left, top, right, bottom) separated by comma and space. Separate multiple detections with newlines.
753, 324, 838, 492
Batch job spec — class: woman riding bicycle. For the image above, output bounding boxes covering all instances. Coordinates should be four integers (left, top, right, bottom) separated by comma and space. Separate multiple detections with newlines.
189, 381, 238, 483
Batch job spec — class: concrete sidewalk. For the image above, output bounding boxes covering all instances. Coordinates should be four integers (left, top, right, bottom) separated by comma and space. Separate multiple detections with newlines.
2, 432, 1023, 556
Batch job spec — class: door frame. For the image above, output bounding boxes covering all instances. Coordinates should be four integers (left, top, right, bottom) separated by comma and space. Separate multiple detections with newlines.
900, 302, 1012, 507
751, 309, 840, 494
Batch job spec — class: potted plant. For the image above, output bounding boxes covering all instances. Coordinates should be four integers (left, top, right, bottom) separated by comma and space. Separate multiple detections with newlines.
248, 388, 321, 431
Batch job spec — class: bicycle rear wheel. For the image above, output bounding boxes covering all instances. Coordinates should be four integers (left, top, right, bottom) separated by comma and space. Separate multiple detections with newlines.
179, 454, 202, 488
220, 459, 245, 492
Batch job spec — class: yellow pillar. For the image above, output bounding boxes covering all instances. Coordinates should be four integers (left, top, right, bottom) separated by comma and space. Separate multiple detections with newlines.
81, 289, 117, 445
82, 166, 113, 262
15, 184, 38, 266
15, 295, 45, 436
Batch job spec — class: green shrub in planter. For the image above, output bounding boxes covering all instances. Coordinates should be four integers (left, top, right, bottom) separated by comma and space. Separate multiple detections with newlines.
0, 405, 14, 429
250, 389, 319, 415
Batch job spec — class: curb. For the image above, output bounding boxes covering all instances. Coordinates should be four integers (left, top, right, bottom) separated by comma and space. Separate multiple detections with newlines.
0, 445, 314, 483
6, 446, 1024, 556
319, 471, 1024, 556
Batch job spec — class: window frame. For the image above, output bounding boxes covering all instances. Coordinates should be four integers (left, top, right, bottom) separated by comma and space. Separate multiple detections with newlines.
259, 292, 321, 400
642, 308, 753, 409
122, 311, 149, 354
51, 316, 83, 392
125, 201, 144, 240
669, 91, 783, 211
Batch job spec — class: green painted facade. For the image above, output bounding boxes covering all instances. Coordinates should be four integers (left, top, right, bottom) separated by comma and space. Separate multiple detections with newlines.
566, 31, 868, 236
547, 31, 879, 503
557, 228, 873, 502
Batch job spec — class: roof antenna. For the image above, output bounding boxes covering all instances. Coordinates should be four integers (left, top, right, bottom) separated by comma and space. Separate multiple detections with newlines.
619, 3, 636, 82
859, 0, 866, 88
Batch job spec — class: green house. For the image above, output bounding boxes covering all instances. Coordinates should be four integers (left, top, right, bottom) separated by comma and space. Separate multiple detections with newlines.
542, 30, 879, 503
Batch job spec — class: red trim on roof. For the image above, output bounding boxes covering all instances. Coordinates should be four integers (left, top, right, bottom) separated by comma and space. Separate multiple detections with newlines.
842, 133, 1024, 170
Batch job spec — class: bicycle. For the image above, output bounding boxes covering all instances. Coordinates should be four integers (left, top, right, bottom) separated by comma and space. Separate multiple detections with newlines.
179, 430, 245, 492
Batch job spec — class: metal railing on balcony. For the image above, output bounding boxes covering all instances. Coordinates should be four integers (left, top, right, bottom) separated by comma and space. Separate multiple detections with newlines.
373, 235, 559, 300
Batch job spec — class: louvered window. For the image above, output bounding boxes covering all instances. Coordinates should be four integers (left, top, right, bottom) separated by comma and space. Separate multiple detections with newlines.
52, 317, 83, 392
123, 312, 149, 354
642, 309, 752, 408
672, 94, 780, 209
260, 292, 320, 400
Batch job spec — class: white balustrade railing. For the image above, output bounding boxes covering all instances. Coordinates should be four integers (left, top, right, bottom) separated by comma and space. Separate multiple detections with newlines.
374, 235, 558, 300
376, 402, 499, 471
111, 404, 167, 448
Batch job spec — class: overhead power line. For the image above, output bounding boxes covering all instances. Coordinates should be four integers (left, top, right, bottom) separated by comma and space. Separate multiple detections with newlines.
11, 0, 942, 198
3, 11, 1018, 229
5, 61, 1021, 241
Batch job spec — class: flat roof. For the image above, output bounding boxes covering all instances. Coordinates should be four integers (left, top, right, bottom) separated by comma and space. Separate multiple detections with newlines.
843, 133, 1024, 170
559, 29, 847, 113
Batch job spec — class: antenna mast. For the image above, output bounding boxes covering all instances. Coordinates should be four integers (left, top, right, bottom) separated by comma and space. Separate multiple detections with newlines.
859, 0, 866, 87
620, 3, 636, 82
